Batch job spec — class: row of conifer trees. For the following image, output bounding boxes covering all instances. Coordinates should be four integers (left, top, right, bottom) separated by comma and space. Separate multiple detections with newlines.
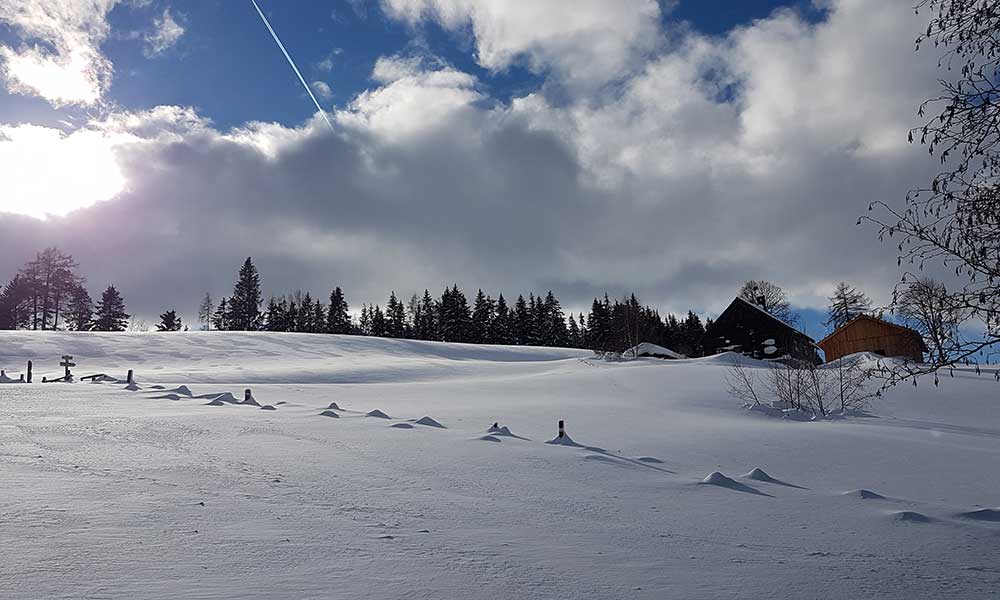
206, 258, 708, 354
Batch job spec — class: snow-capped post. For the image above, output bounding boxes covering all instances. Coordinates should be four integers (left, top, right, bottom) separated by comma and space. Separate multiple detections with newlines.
126, 369, 134, 385
27, 360, 32, 383
558, 420, 565, 439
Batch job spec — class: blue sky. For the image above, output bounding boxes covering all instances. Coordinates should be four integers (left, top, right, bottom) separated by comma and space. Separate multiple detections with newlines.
0, 1, 939, 333
1, 0, 822, 130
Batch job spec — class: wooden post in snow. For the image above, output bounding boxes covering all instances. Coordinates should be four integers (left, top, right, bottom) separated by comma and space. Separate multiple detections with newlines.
244, 389, 252, 403
558, 420, 565, 439
26, 360, 32, 383
126, 369, 134, 385
59, 355, 76, 380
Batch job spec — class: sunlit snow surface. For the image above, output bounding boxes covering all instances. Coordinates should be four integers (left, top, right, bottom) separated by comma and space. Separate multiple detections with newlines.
1, 332, 998, 599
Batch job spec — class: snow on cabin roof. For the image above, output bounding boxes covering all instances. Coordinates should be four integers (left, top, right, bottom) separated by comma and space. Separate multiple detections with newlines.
628, 342, 685, 359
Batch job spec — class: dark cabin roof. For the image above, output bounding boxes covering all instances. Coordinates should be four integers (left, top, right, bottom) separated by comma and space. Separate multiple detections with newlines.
817, 314, 928, 352
705, 296, 817, 346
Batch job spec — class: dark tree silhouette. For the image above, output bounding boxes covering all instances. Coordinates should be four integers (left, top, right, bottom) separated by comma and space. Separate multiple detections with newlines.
867, 0, 1000, 370
825, 282, 872, 330
93, 286, 129, 332
157, 310, 183, 331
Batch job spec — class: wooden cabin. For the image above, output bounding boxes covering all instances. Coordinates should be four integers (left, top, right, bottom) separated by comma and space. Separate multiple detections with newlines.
817, 315, 926, 362
701, 296, 821, 365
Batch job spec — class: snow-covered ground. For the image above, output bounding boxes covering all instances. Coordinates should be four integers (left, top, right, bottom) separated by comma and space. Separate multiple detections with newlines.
1, 331, 998, 599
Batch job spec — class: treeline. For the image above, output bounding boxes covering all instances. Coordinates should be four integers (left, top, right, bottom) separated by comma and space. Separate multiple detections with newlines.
207, 258, 708, 354
0, 248, 129, 331
2, 251, 709, 353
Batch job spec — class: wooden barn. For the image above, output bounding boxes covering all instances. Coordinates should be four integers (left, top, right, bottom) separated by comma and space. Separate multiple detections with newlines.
701, 297, 821, 365
817, 315, 926, 362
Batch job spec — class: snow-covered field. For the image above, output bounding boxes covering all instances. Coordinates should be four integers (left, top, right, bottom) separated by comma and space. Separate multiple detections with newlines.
1, 332, 998, 599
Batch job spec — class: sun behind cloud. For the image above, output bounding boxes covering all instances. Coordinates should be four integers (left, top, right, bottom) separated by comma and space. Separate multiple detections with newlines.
0, 123, 125, 219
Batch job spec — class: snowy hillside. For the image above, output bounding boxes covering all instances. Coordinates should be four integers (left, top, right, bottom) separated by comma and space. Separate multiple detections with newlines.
1, 332, 998, 599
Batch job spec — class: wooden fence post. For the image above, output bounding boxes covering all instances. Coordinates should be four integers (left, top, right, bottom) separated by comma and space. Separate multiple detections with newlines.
558, 419, 565, 439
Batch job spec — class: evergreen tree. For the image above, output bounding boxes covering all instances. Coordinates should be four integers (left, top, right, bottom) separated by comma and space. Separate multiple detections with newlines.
0, 276, 31, 330
489, 293, 512, 344
93, 286, 129, 331
513, 294, 531, 345
677, 311, 705, 356
540, 291, 568, 347
65, 284, 94, 331
198, 293, 214, 331
470, 289, 492, 343
414, 290, 438, 340
156, 309, 183, 331
438, 285, 471, 342
386, 291, 406, 338
825, 282, 871, 330
370, 304, 387, 337
297, 292, 315, 332
326, 287, 351, 334
212, 297, 230, 331
285, 297, 300, 332
358, 304, 372, 336
228, 257, 262, 331
585, 295, 611, 350
568, 314, 581, 348
312, 299, 326, 333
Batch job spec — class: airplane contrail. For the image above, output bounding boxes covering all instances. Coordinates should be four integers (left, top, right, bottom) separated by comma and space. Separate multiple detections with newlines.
250, 0, 334, 130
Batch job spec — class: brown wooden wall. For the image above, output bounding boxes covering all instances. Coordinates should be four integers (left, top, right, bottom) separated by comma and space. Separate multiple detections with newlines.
819, 319, 924, 362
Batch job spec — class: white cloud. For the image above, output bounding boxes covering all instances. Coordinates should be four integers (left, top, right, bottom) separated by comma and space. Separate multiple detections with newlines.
0, 0, 950, 322
0, 0, 119, 106
144, 8, 185, 57
311, 80, 333, 100
380, 0, 662, 88
0, 123, 126, 219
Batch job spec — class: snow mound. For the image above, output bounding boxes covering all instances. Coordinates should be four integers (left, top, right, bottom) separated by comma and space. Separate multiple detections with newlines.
241, 391, 260, 406
699, 472, 771, 496
318, 410, 340, 418
149, 393, 182, 401
415, 416, 445, 428
149, 385, 165, 390
957, 508, 1000, 522
742, 467, 804, 488
702, 471, 737, 486
477, 435, 501, 442
326, 402, 342, 410
625, 342, 685, 359
892, 511, 931, 523
545, 433, 583, 447
391, 423, 414, 429
844, 489, 886, 500
201, 392, 238, 404
166, 385, 193, 397
260, 405, 276, 411
124, 382, 141, 391
0, 371, 18, 383
637, 456, 664, 464
205, 399, 226, 406
366, 409, 391, 419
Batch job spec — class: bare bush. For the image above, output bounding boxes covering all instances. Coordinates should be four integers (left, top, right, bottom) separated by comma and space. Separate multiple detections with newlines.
726, 356, 763, 407
728, 356, 879, 418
